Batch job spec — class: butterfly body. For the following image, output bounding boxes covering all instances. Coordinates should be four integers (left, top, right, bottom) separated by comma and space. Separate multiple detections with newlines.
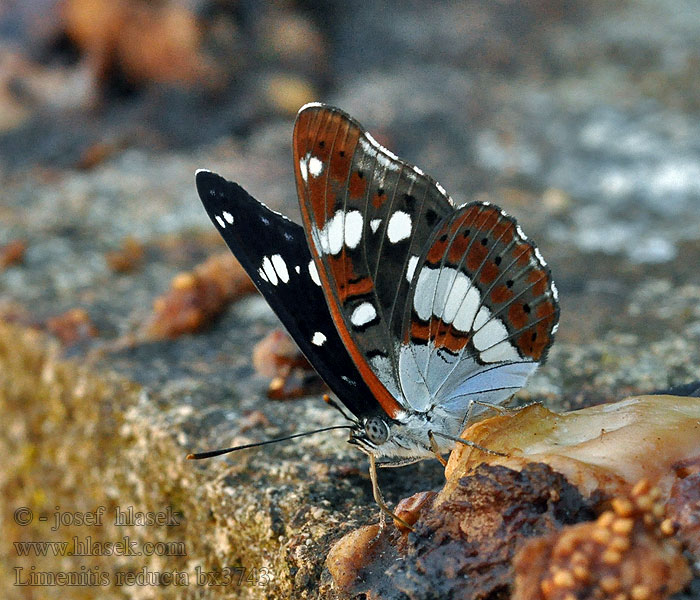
349, 406, 473, 464
195, 103, 559, 472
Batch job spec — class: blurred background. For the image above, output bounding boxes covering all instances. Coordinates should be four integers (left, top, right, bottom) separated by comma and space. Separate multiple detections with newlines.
1, 1, 699, 598
1, 0, 699, 381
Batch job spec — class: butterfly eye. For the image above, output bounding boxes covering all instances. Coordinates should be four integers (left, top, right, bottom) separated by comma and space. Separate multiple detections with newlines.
364, 417, 389, 444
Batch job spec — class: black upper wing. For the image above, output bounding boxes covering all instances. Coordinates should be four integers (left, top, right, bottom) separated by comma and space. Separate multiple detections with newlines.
195, 170, 382, 420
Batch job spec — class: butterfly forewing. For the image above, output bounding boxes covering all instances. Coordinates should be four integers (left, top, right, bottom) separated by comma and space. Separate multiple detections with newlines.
195, 170, 382, 420
293, 104, 454, 418
398, 201, 560, 412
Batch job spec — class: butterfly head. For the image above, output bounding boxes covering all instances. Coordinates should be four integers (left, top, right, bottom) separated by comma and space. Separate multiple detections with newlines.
347, 417, 391, 458
346, 411, 459, 463
348, 415, 390, 452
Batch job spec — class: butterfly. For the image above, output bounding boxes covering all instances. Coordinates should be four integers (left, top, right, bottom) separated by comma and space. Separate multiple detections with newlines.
193, 103, 560, 523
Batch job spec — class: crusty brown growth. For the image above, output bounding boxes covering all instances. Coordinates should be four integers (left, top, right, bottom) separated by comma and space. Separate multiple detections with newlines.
0, 239, 26, 270
393, 491, 437, 533
76, 139, 124, 169
252, 329, 305, 379
666, 457, 700, 558
2, 302, 97, 347
64, 0, 217, 88
394, 464, 595, 599
45, 308, 98, 346
326, 524, 391, 593
328, 463, 595, 600
265, 368, 326, 400
143, 252, 256, 339
252, 329, 324, 400
105, 236, 144, 273
512, 479, 691, 600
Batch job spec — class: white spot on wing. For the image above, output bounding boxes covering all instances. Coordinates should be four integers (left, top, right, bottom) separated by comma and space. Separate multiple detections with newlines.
370, 218, 382, 233
299, 101, 325, 112
413, 267, 439, 321
223, 211, 234, 224
534, 247, 546, 265
258, 268, 268, 282
411, 266, 487, 331
215, 215, 226, 228
370, 353, 391, 379
311, 226, 329, 255
551, 281, 559, 301
452, 285, 482, 332
473, 306, 491, 331
295, 265, 301, 274
261, 256, 278, 285
270, 254, 289, 283
309, 156, 324, 177
364, 132, 400, 162
351, 302, 377, 327
326, 211, 345, 255
312, 331, 326, 346
480, 340, 521, 363
377, 152, 401, 172
473, 316, 509, 351
387, 210, 412, 243
442, 271, 472, 324
433, 268, 458, 319
359, 138, 375, 154
308, 260, 321, 286
406, 255, 419, 283
344, 210, 363, 249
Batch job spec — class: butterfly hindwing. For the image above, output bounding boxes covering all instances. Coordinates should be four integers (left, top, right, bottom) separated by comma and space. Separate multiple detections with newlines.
195, 170, 382, 419
398, 201, 560, 412
293, 104, 455, 417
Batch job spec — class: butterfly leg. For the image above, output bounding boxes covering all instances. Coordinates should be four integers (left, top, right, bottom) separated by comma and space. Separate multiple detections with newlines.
471, 399, 520, 415
427, 431, 448, 466
459, 398, 517, 432
460, 398, 479, 430
369, 454, 413, 531
431, 430, 509, 457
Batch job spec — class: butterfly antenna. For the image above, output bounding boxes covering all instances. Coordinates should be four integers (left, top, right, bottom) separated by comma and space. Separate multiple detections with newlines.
323, 394, 358, 424
186, 425, 354, 460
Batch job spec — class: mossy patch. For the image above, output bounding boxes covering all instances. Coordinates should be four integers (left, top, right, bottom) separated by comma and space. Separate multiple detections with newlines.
0, 322, 308, 599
